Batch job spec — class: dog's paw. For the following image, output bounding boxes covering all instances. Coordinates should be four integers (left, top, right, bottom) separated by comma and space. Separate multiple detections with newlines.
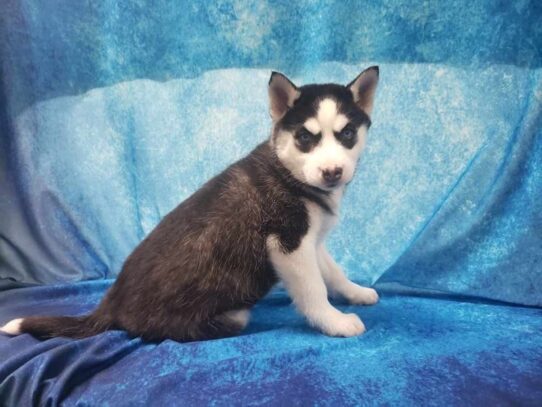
321, 313, 366, 337
344, 285, 379, 305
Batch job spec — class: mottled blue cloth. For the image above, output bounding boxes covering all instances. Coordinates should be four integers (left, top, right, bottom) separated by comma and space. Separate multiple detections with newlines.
0, 1, 541, 405
1, 282, 542, 406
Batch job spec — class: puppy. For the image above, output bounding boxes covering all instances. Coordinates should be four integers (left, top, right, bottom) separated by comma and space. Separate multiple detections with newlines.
1, 66, 380, 342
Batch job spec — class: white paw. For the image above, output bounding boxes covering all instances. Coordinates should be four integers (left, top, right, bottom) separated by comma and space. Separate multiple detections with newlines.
344, 285, 379, 305
320, 313, 366, 337
221, 308, 251, 329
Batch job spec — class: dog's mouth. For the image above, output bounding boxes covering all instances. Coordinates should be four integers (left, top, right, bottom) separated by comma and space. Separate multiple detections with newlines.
323, 181, 340, 189
320, 181, 341, 191
317, 179, 346, 191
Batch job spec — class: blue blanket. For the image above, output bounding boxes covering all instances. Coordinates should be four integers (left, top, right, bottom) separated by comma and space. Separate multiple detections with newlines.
1, 1, 541, 405
1, 283, 542, 406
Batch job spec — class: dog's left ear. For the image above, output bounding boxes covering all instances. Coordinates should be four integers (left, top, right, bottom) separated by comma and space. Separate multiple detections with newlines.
347, 66, 379, 116
268, 72, 300, 121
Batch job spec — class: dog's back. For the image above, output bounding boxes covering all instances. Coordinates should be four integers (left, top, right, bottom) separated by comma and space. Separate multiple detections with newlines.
2, 66, 380, 342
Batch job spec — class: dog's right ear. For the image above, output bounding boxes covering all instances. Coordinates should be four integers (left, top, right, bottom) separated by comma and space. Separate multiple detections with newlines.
268, 72, 300, 121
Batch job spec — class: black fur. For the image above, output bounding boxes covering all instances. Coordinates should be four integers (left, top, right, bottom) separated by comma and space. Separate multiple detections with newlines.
18, 71, 377, 342
20, 142, 329, 342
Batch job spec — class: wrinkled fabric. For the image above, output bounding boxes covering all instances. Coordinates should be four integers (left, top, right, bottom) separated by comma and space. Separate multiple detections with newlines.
1, 282, 542, 406
0, 0, 541, 405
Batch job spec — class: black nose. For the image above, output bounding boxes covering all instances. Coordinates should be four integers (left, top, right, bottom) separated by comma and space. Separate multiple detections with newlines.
322, 167, 343, 184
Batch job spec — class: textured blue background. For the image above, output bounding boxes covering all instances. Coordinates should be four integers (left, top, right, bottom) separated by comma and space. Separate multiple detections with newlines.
0, 0, 541, 405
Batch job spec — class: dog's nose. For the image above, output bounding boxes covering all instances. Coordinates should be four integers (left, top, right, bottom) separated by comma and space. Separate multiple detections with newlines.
322, 167, 343, 184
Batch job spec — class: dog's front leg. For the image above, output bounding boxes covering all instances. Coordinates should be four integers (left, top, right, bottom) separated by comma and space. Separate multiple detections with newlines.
267, 236, 365, 337
318, 245, 379, 305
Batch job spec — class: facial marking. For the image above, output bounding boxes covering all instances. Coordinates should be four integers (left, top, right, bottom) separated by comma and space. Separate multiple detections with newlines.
303, 118, 321, 135
333, 114, 349, 132
317, 99, 338, 128
295, 127, 321, 153
316, 100, 349, 134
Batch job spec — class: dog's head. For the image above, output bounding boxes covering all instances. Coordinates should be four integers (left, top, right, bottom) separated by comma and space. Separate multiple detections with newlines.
268, 67, 379, 191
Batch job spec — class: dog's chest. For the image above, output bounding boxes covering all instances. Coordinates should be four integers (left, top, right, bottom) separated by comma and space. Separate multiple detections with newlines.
304, 189, 343, 244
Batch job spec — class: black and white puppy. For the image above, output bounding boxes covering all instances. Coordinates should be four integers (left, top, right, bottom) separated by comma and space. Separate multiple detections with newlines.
1, 66, 380, 342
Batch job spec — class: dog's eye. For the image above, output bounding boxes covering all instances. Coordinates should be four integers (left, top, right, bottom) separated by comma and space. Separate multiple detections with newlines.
341, 127, 354, 140
299, 132, 312, 143
336, 125, 357, 149
297, 129, 314, 144
295, 129, 320, 152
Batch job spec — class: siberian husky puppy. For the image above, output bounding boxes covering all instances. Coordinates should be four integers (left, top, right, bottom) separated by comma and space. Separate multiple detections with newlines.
1, 66, 380, 342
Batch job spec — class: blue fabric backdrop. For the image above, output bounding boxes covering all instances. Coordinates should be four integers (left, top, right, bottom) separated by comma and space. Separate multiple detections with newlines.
0, 1, 541, 405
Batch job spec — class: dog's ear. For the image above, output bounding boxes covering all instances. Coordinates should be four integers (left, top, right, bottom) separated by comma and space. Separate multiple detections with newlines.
268, 72, 300, 121
347, 66, 379, 116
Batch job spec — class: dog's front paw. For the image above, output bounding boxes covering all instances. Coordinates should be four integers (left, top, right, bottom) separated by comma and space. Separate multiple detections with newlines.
344, 285, 379, 305
320, 312, 366, 337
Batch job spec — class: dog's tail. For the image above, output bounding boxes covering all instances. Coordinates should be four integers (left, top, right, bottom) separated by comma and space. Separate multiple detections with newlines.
0, 314, 110, 340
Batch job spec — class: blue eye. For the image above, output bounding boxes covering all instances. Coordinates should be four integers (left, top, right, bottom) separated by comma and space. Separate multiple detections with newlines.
341, 128, 354, 140
299, 131, 312, 143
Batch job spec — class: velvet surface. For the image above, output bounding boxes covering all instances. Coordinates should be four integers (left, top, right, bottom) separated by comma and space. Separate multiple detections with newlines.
1, 282, 541, 406
0, 1, 541, 405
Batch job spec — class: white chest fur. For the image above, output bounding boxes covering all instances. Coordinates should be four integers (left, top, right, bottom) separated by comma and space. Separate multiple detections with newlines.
265, 185, 371, 338
304, 187, 343, 246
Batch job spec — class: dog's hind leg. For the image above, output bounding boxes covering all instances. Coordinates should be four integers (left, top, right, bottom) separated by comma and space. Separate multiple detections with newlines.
195, 308, 251, 341
136, 308, 251, 342
215, 308, 251, 330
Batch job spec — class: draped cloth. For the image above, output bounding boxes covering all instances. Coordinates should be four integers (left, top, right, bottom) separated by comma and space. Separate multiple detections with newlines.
1, 1, 541, 405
